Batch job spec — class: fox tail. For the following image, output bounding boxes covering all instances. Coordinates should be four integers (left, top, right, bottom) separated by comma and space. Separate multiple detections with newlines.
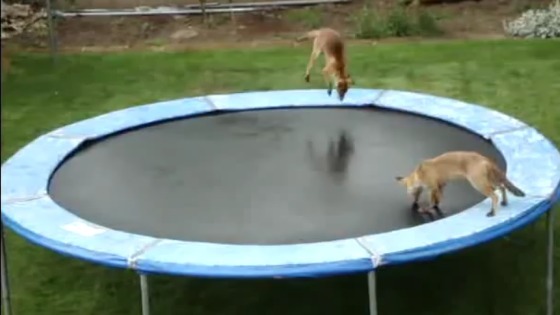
503, 178, 526, 197
490, 165, 526, 197
295, 30, 320, 42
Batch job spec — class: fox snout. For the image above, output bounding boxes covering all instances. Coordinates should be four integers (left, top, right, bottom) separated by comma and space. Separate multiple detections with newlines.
336, 88, 347, 101
407, 186, 421, 196
335, 76, 354, 101
336, 81, 350, 101
395, 175, 419, 194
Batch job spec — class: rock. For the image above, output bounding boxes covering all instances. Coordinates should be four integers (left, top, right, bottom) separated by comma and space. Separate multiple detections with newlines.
172, 15, 188, 20
140, 22, 153, 36
1, 1, 48, 40
170, 28, 198, 40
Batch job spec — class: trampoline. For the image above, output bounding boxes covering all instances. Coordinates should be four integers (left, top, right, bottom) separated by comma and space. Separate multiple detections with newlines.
1, 89, 559, 315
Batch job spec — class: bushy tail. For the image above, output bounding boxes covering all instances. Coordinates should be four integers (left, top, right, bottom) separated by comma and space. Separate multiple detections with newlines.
503, 178, 526, 197
489, 164, 526, 197
295, 30, 320, 42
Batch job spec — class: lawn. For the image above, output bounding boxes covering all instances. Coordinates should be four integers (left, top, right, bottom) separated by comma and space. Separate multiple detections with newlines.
1, 39, 559, 315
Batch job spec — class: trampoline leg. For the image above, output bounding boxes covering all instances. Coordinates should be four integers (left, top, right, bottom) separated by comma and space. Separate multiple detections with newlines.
1, 224, 13, 315
546, 209, 555, 315
368, 271, 378, 315
45, 0, 58, 63
139, 274, 150, 315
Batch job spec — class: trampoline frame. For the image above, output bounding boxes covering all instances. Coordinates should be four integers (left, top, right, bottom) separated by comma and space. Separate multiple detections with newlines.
1, 89, 559, 315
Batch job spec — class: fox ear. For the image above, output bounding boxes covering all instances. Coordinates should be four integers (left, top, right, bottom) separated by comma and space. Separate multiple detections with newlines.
347, 75, 354, 85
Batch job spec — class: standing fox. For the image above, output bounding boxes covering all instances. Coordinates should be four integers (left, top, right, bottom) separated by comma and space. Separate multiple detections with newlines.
395, 151, 526, 217
296, 28, 354, 101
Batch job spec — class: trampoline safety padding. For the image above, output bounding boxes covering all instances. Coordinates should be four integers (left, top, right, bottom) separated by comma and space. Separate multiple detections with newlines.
2, 89, 559, 315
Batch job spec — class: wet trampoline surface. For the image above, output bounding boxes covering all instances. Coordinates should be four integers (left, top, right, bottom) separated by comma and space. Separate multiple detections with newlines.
48, 107, 506, 245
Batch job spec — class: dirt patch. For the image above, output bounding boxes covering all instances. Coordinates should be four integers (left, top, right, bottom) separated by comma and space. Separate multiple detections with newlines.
4, 0, 554, 51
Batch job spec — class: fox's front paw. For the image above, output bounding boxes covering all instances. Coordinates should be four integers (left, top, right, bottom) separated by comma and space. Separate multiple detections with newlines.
418, 207, 436, 215
486, 210, 495, 217
304, 74, 310, 83
411, 202, 420, 212
431, 205, 445, 217
327, 83, 333, 96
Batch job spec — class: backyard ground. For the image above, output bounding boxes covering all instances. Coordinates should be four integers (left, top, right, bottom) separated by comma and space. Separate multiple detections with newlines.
1, 38, 560, 315
3, 0, 554, 51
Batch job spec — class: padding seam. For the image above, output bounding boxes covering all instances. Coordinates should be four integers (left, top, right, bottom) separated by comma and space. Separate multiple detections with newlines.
2, 191, 47, 204
486, 125, 530, 137
47, 132, 90, 140
202, 96, 218, 111
355, 237, 382, 267
127, 239, 163, 269
548, 183, 560, 202
370, 89, 388, 104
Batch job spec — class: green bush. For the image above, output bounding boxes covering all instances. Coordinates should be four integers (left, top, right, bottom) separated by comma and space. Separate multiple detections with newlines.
353, 6, 444, 39
416, 10, 445, 36
386, 7, 415, 37
353, 7, 388, 39
285, 7, 325, 29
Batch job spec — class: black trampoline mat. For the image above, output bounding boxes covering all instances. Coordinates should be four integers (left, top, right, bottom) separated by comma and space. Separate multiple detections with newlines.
48, 107, 506, 245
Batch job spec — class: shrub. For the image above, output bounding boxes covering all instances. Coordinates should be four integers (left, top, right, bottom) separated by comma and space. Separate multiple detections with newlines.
385, 7, 415, 37
353, 7, 388, 39
353, 6, 443, 39
416, 10, 444, 36
503, 0, 560, 38
285, 7, 324, 29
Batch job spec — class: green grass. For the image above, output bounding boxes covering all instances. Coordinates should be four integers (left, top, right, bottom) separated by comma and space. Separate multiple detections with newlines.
2, 39, 560, 315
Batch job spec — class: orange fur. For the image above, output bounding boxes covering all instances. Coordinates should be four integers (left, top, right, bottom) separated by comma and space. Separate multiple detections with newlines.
297, 28, 354, 101
396, 151, 525, 217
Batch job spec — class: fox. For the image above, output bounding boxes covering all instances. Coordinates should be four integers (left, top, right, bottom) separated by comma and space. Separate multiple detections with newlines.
296, 28, 354, 101
395, 151, 526, 217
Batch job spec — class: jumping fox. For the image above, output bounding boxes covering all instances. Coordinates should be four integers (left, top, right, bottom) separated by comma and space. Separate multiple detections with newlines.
395, 151, 526, 217
296, 28, 354, 101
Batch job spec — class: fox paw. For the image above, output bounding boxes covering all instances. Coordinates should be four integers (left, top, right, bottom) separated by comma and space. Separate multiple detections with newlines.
432, 205, 444, 216
304, 74, 310, 82
486, 211, 496, 217
419, 207, 437, 215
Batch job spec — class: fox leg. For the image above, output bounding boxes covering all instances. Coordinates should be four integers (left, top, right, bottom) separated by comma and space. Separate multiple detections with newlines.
304, 45, 321, 83
411, 187, 424, 212
471, 171, 504, 217
429, 187, 443, 214
322, 66, 334, 95
499, 184, 508, 206
484, 187, 500, 217
471, 180, 500, 217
